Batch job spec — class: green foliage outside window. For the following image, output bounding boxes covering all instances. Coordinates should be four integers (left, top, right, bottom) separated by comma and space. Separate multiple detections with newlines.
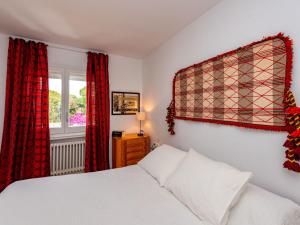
49, 90, 61, 124
49, 87, 86, 125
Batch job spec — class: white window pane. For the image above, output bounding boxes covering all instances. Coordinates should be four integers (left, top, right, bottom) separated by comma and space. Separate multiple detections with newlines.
49, 75, 62, 128
69, 76, 86, 127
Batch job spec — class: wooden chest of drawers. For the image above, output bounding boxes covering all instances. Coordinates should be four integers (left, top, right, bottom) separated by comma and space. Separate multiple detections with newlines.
112, 134, 150, 168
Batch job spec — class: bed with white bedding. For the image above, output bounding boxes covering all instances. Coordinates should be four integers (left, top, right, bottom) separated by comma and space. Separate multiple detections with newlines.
0, 145, 300, 225
0, 166, 203, 225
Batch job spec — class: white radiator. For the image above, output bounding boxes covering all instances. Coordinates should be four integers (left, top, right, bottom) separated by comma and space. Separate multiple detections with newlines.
50, 140, 85, 176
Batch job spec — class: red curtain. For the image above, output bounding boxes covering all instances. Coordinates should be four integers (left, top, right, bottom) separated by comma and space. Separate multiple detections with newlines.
0, 38, 50, 192
85, 52, 110, 172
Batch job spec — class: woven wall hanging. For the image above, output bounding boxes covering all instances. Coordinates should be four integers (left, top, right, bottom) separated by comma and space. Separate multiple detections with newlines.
166, 33, 300, 172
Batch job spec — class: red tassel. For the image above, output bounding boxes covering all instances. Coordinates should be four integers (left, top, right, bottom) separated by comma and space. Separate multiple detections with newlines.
283, 89, 300, 173
290, 129, 300, 137
283, 160, 300, 172
283, 139, 295, 148
166, 100, 175, 135
291, 147, 300, 155
286, 107, 300, 114
285, 149, 294, 158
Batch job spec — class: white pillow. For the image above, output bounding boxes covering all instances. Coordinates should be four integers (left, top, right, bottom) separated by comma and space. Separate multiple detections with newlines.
228, 184, 300, 225
165, 148, 252, 225
137, 144, 186, 186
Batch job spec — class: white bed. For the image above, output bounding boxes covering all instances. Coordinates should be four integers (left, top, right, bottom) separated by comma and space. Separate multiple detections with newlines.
0, 166, 204, 225
1, 147, 300, 225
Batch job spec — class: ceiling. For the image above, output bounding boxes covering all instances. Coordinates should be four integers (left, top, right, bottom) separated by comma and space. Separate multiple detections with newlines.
0, 0, 221, 58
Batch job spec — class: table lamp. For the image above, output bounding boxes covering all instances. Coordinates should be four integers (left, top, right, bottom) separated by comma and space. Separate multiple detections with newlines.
136, 112, 146, 136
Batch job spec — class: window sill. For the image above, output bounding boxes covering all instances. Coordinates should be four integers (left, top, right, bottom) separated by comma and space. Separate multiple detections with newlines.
50, 132, 85, 141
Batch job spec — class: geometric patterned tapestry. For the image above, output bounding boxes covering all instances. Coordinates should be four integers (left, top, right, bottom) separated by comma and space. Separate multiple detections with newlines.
166, 33, 293, 135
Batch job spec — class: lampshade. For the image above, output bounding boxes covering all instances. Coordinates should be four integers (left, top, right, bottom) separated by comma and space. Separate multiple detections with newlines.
136, 112, 146, 121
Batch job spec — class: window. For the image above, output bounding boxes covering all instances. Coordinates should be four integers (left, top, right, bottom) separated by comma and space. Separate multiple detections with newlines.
49, 68, 86, 137
69, 76, 86, 127
49, 72, 62, 129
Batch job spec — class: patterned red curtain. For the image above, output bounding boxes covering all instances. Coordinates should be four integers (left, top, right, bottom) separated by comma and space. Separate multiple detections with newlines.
85, 52, 110, 172
0, 38, 50, 192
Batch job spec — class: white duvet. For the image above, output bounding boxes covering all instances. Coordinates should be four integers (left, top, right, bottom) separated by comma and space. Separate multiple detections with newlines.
1, 165, 300, 225
0, 166, 204, 225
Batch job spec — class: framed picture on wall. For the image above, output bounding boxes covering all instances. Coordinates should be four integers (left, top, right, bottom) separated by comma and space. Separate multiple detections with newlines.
111, 92, 140, 115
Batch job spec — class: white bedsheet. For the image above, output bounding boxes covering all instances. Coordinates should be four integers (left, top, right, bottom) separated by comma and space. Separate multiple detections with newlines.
0, 166, 203, 225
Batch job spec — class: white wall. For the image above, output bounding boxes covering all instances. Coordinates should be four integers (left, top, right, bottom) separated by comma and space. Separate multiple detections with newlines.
143, 0, 300, 203
0, 34, 143, 164
109, 55, 143, 134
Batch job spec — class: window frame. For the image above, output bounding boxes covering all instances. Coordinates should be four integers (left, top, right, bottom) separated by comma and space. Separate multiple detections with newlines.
49, 67, 86, 138
49, 67, 64, 135
66, 70, 87, 134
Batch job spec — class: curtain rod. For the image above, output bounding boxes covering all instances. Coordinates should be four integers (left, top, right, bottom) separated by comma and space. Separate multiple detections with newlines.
11, 35, 107, 55
47, 43, 108, 55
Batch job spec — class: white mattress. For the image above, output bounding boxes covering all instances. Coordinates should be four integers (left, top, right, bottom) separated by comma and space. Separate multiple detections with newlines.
0, 166, 203, 225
